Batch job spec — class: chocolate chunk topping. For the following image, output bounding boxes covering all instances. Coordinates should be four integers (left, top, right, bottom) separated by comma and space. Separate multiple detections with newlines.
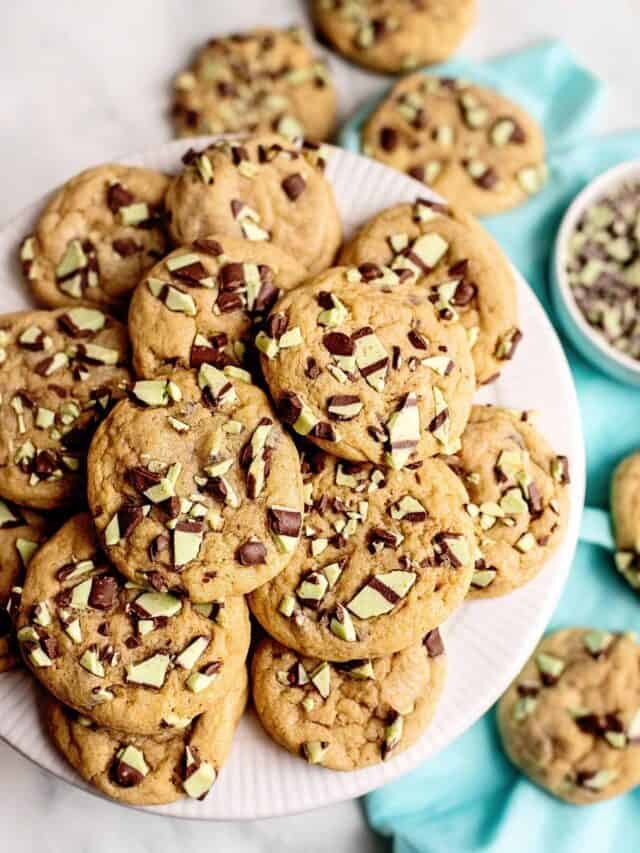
323, 332, 354, 356
278, 391, 303, 425
268, 507, 302, 537
424, 628, 444, 657
282, 174, 306, 201
236, 540, 267, 566
107, 183, 134, 214
380, 127, 399, 152
89, 575, 119, 610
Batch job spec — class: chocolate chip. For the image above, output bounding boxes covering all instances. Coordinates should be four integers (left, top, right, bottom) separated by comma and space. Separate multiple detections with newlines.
193, 238, 223, 256
424, 628, 444, 657
322, 332, 354, 356
282, 174, 306, 201
117, 505, 144, 539
107, 183, 134, 213
266, 312, 288, 340
111, 756, 144, 788
380, 127, 399, 152
408, 330, 428, 350
126, 466, 162, 493
268, 507, 302, 538
112, 238, 140, 257
278, 391, 303, 425
89, 575, 119, 610
236, 541, 267, 565
305, 357, 321, 379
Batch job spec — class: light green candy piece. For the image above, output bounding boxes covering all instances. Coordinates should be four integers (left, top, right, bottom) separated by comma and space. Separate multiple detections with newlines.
125, 653, 170, 687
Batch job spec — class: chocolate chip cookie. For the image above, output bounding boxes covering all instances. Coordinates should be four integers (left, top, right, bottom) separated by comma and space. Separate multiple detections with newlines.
172, 27, 336, 141
165, 134, 342, 276
0, 308, 131, 510
87, 369, 303, 601
250, 448, 475, 659
128, 235, 307, 379
252, 633, 446, 770
0, 501, 51, 672
20, 165, 169, 313
312, 0, 476, 74
611, 451, 640, 591
362, 73, 546, 216
16, 514, 251, 734
258, 266, 475, 465
498, 628, 640, 804
445, 405, 570, 598
46, 667, 247, 805
339, 199, 519, 384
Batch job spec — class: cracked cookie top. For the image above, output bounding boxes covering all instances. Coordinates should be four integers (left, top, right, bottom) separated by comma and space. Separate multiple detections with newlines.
252, 633, 446, 770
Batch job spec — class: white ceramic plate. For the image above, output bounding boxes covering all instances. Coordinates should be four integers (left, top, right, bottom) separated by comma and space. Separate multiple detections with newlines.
0, 140, 584, 820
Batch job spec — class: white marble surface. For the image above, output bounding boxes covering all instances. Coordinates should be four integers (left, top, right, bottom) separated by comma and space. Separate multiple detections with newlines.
1, 1, 639, 850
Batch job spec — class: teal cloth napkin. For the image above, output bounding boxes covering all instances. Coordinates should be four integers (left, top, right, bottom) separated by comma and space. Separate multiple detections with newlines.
339, 42, 640, 852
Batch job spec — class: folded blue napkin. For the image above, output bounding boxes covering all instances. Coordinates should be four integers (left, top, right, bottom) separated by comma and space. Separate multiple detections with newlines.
338, 42, 640, 852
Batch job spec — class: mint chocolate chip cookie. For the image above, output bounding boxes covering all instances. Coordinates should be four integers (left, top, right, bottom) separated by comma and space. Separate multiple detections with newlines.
339, 199, 519, 384
252, 633, 446, 770
0, 501, 51, 672
165, 134, 342, 276
0, 308, 130, 510
46, 667, 247, 805
128, 235, 307, 379
249, 448, 475, 660
611, 451, 640, 591
312, 0, 476, 74
172, 27, 336, 142
498, 628, 640, 804
362, 73, 546, 216
258, 266, 475, 465
17, 514, 250, 735
446, 405, 570, 598
20, 165, 169, 313
87, 369, 303, 601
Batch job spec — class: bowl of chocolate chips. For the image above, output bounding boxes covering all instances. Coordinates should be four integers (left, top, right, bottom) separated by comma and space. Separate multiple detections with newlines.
553, 159, 640, 385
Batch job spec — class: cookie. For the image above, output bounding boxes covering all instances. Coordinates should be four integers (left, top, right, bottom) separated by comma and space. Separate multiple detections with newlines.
172, 27, 336, 141
20, 165, 170, 313
445, 405, 570, 598
0, 308, 131, 510
362, 73, 546, 216
0, 501, 51, 672
339, 199, 519, 384
312, 0, 475, 74
165, 134, 342, 276
611, 451, 640, 591
46, 668, 247, 805
249, 448, 475, 659
251, 633, 446, 770
16, 514, 251, 734
87, 368, 303, 601
498, 628, 640, 804
258, 266, 475, 465
128, 235, 307, 379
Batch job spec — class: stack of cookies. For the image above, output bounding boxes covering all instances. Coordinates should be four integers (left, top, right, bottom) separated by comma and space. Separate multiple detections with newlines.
0, 128, 572, 804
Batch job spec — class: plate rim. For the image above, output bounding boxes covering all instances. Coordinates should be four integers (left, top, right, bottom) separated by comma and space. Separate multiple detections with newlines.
0, 138, 585, 820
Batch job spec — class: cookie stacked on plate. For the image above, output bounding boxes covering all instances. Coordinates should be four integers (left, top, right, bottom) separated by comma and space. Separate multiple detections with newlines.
1, 131, 570, 803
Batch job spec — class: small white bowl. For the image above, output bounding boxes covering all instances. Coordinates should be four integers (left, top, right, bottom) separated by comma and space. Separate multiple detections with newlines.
552, 159, 640, 386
